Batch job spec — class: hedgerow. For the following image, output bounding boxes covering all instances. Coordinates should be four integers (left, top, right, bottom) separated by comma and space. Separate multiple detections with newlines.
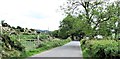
80, 39, 120, 58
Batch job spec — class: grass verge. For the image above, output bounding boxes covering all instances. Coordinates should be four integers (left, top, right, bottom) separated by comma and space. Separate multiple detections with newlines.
21, 38, 71, 57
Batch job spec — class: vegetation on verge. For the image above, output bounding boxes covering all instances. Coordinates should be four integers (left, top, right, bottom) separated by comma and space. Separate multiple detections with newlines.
80, 39, 120, 58
22, 38, 71, 57
0, 35, 25, 58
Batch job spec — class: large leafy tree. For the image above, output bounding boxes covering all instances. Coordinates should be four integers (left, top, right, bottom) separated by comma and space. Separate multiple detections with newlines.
97, 1, 120, 39
59, 14, 75, 39
60, 0, 120, 39
58, 14, 86, 40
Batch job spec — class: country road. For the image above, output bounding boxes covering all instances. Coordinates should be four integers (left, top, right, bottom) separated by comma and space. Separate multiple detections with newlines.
29, 41, 83, 58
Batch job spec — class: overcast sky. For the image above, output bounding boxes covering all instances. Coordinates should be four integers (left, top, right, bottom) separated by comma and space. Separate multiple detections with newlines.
0, 0, 66, 31
0, 0, 117, 31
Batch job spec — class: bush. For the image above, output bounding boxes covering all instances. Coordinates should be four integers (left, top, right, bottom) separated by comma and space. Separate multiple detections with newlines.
80, 39, 120, 58
36, 42, 46, 48
1, 35, 25, 51
0, 35, 25, 57
23, 33, 29, 35
39, 35, 48, 39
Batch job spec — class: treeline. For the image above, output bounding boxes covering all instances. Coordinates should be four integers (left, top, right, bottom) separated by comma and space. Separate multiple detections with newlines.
52, 0, 120, 40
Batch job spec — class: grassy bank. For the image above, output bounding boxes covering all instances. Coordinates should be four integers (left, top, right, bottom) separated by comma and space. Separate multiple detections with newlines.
10, 34, 49, 40
21, 38, 71, 57
80, 39, 120, 58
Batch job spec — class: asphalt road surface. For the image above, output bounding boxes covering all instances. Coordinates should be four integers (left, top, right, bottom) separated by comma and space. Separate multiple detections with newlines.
30, 41, 83, 57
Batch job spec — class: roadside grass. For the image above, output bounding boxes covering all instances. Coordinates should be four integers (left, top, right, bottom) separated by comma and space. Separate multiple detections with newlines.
21, 41, 37, 51
21, 38, 71, 57
80, 39, 120, 58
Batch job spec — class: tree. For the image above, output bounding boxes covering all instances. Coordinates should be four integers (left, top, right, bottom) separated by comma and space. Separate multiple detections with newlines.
61, 0, 120, 39
59, 14, 86, 40
61, 0, 104, 38
51, 30, 59, 38
59, 14, 75, 40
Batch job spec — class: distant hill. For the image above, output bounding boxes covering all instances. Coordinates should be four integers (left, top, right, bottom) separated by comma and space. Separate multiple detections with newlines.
35, 29, 51, 33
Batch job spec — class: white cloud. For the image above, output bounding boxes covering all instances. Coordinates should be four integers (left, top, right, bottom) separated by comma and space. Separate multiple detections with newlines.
0, 0, 66, 31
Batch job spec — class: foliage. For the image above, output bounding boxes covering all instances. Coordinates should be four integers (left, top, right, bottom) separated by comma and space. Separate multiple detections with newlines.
51, 30, 59, 38
1, 35, 25, 51
60, 0, 120, 40
0, 35, 25, 57
80, 39, 120, 58
59, 14, 75, 39
52, 14, 85, 40
39, 34, 49, 40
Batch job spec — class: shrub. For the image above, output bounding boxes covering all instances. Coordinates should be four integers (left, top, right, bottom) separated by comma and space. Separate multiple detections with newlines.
81, 39, 120, 58
36, 42, 46, 48
23, 33, 29, 35
0, 35, 25, 57
39, 35, 48, 39
1, 35, 25, 51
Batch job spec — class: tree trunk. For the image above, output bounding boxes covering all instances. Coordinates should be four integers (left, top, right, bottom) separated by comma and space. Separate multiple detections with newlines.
71, 35, 74, 41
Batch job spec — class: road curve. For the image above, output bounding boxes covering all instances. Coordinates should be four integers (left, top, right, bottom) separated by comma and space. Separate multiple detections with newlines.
30, 41, 83, 57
